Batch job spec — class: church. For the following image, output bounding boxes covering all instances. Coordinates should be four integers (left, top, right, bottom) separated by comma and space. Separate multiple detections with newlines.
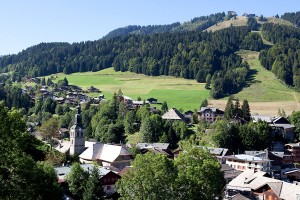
56, 106, 133, 170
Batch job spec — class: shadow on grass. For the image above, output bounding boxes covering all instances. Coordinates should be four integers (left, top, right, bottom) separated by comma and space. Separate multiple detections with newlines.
245, 68, 261, 87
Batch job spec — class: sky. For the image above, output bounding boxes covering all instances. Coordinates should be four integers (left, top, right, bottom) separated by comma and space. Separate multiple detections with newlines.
0, 0, 299, 55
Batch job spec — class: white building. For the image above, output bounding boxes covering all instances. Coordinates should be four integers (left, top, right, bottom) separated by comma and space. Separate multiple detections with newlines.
223, 154, 271, 172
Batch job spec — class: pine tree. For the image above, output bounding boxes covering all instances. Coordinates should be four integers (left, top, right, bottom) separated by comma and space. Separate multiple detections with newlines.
83, 166, 105, 200
67, 163, 88, 199
161, 101, 168, 112
233, 98, 241, 118
41, 77, 46, 86
224, 96, 234, 120
241, 100, 251, 122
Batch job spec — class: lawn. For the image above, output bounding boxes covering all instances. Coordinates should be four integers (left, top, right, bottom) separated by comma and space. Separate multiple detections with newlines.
47, 68, 209, 111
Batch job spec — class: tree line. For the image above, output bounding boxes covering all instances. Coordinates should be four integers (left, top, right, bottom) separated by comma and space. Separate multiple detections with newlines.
260, 23, 300, 89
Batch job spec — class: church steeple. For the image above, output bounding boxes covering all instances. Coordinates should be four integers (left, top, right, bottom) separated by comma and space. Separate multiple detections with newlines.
74, 106, 83, 127
70, 106, 85, 156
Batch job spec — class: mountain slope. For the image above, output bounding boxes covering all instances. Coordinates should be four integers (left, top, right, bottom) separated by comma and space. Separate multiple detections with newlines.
210, 50, 300, 116
103, 12, 225, 39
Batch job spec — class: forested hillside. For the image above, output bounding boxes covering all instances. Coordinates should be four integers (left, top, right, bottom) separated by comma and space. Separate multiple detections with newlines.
259, 23, 300, 90
103, 12, 225, 39
281, 11, 300, 27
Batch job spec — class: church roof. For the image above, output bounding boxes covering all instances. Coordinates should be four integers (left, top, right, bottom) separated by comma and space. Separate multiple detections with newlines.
79, 143, 133, 163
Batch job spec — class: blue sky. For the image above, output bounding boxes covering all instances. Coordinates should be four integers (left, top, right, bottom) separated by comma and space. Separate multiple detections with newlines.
0, 0, 299, 55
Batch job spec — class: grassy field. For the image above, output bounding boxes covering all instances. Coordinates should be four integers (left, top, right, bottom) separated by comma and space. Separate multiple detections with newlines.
206, 16, 248, 32
206, 16, 293, 32
209, 50, 300, 116
44, 50, 300, 116
48, 68, 209, 111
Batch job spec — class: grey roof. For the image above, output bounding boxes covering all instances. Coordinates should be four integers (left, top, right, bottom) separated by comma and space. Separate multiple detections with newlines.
162, 108, 184, 120
200, 107, 217, 112
198, 146, 228, 156
136, 143, 170, 150
251, 115, 273, 123
199, 107, 224, 114
55, 164, 114, 182
271, 123, 295, 129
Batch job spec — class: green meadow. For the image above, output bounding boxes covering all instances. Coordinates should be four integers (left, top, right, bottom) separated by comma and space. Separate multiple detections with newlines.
48, 68, 209, 111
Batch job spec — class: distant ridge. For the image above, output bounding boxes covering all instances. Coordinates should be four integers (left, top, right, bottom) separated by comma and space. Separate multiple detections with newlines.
103, 12, 226, 39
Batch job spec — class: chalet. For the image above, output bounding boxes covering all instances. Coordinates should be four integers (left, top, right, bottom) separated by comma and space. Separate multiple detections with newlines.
147, 97, 158, 104
228, 11, 237, 16
79, 142, 133, 170
132, 100, 150, 108
285, 142, 300, 163
197, 107, 224, 123
225, 169, 300, 200
136, 143, 173, 158
252, 115, 295, 141
88, 86, 100, 93
271, 117, 295, 141
162, 108, 185, 121
55, 164, 120, 195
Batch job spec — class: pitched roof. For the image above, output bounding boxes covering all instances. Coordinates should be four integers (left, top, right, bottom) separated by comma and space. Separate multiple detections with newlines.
199, 107, 224, 114
251, 115, 273, 123
79, 143, 132, 163
267, 182, 282, 197
136, 143, 170, 150
162, 108, 184, 120
54, 164, 117, 182
227, 169, 300, 199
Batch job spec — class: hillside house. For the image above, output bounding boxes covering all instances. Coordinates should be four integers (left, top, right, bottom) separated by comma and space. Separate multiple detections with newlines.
147, 97, 158, 104
225, 169, 300, 200
162, 108, 185, 121
197, 107, 224, 123
228, 11, 237, 16
55, 164, 120, 195
136, 143, 173, 158
285, 142, 300, 163
252, 115, 295, 141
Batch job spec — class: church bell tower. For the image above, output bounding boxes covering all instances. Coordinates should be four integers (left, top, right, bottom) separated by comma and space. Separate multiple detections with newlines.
70, 106, 85, 155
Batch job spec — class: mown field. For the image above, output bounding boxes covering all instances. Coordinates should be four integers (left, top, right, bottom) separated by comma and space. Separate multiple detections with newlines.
45, 50, 300, 115
48, 68, 209, 111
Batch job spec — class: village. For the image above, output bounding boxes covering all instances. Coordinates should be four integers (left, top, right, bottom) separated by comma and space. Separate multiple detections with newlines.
22, 77, 300, 199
